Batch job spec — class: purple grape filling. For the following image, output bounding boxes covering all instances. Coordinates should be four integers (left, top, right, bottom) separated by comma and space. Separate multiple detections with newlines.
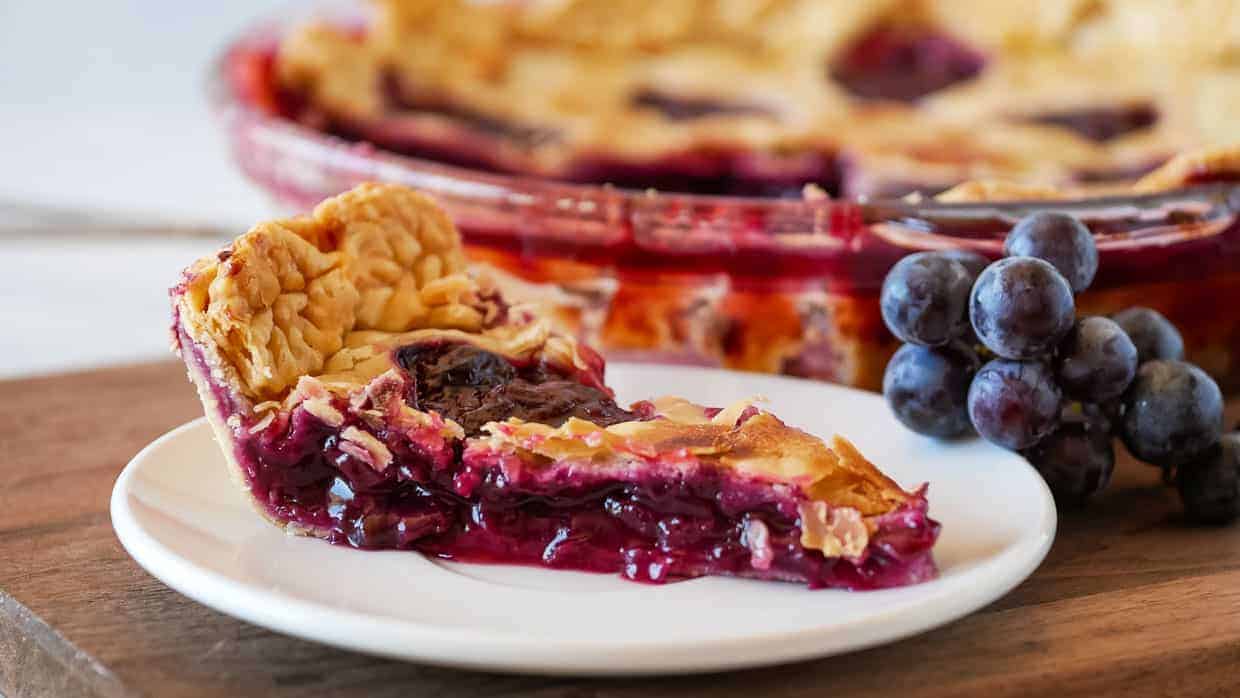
247, 404, 937, 588
564, 150, 843, 198
1024, 103, 1158, 143
631, 89, 777, 122
379, 71, 559, 147
829, 25, 986, 103
396, 343, 639, 436
175, 323, 938, 590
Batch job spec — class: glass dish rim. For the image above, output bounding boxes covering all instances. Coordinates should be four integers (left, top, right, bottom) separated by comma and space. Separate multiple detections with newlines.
206, 5, 1240, 251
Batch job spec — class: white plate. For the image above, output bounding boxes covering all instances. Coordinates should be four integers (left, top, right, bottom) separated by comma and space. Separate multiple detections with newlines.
112, 363, 1055, 676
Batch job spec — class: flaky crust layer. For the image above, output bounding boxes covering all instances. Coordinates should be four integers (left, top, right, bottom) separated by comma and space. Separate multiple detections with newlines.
175, 184, 469, 401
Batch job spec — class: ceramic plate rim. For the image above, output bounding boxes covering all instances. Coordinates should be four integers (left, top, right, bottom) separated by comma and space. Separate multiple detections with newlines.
112, 363, 1056, 676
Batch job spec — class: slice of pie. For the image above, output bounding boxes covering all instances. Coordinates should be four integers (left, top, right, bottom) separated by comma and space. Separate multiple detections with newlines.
170, 183, 938, 589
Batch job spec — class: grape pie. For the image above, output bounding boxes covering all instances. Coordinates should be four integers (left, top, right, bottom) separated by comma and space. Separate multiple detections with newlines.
169, 183, 939, 589
273, 0, 1240, 198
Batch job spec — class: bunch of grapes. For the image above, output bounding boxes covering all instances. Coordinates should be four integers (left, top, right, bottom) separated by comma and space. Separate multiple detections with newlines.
881, 212, 1238, 522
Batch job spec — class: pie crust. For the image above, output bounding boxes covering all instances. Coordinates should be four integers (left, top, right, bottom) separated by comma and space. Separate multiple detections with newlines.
271, 0, 1240, 198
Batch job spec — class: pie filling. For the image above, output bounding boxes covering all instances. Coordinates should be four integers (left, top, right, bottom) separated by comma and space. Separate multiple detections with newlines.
395, 342, 642, 436
199, 336, 938, 589
630, 89, 778, 122
827, 24, 987, 103
1023, 103, 1160, 144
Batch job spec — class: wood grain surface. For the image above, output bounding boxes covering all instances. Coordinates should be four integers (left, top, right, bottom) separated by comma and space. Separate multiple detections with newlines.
2, 361, 1239, 698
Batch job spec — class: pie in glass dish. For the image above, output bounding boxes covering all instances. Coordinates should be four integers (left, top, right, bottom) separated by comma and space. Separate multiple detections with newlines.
216, 0, 1240, 396
270, 0, 1240, 198
169, 183, 939, 589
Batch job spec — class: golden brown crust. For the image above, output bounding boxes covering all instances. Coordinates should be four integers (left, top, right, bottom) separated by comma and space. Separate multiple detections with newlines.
939, 143, 1240, 202
476, 396, 913, 553
934, 180, 1081, 203
175, 184, 481, 400
477, 397, 911, 515
277, 22, 382, 120
1134, 145, 1240, 193
276, 0, 1240, 194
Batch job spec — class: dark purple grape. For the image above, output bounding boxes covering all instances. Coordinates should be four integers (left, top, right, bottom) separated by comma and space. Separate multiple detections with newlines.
1060, 401, 1114, 432
1111, 307, 1185, 364
1120, 360, 1223, 466
1056, 316, 1138, 403
967, 359, 1062, 450
880, 252, 974, 347
1176, 433, 1240, 525
1023, 405, 1114, 506
883, 342, 980, 438
937, 250, 989, 348
1097, 399, 1125, 433
938, 249, 990, 283
1003, 211, 1098, 293
970, 257, 1075, 360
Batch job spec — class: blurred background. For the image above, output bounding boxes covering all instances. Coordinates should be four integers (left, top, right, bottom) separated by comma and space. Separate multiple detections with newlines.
4, 0, 1237, 388
1, 1, 288, 377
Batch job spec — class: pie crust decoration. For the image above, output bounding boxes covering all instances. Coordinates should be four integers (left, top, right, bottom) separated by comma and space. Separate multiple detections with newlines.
170, 183, 939, 589
270, 0, 1240, 199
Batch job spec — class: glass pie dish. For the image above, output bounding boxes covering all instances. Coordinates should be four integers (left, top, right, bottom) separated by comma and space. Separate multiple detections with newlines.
211, 10, 1240, 393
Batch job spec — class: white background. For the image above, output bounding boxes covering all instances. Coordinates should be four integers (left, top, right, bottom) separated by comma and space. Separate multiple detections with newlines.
1, 1, 295, 377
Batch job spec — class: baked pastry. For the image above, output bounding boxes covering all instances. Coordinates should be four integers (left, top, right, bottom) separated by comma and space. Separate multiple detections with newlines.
271, 0, 1240, 198
169, 183, 938, 589
218, 0, 1240, 395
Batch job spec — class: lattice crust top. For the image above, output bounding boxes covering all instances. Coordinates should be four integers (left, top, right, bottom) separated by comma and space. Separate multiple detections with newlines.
274, 0, 1240, 195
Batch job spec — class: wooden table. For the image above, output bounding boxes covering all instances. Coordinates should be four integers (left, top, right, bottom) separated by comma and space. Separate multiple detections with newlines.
2, 362, 1238, 698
